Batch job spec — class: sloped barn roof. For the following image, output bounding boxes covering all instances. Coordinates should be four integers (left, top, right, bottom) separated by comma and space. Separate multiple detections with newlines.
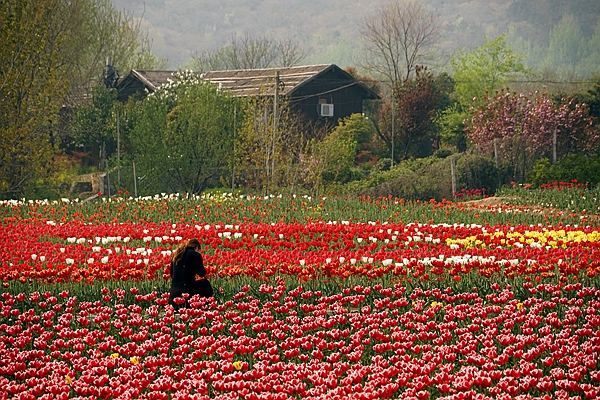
116, 64, 379, 101
117, 70, 180, 101
201, 64, 380, 99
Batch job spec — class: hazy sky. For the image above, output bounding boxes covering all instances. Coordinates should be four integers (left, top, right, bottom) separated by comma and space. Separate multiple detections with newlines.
109, 0, 486, 69
109, 0, 599, 75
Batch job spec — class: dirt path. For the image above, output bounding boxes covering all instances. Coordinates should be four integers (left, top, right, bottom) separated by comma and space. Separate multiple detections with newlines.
461, 196, 513, 207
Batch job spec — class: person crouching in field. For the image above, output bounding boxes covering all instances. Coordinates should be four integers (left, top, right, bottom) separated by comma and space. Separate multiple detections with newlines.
169, 238, 213, 309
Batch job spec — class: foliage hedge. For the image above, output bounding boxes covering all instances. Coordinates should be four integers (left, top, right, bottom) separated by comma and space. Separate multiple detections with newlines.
346, 153, 499, 201
528, 154, 600, 188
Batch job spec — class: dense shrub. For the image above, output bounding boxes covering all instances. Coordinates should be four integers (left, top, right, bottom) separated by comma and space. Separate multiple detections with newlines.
354, 154, 498, 201
528, 155, 600, 188
455, 154, 499, 194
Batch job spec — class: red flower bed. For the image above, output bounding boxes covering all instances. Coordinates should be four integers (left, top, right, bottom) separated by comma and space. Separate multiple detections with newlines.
1, 194, 599, 398
540, 180, 588, 191
1, 220, 599, 285
0, 282, 599, 399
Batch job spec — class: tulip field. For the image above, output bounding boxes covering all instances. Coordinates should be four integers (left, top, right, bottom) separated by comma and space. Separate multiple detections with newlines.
1, 187, 600, 399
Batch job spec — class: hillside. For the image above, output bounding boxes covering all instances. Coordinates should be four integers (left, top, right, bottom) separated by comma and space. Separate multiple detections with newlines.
110, 0, 600, 71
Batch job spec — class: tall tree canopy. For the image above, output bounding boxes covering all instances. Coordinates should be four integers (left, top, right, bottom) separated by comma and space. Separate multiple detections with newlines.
128, 72, 241, 195
0, 0, 165, 198
0, 0, 67, 198
451, 34, 528, 109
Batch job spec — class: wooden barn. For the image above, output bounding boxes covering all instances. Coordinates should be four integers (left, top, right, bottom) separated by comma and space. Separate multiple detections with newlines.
116, 70, 180, 102
116, 64, 380, 124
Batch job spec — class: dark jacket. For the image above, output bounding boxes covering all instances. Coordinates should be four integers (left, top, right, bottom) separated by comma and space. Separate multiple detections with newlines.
169, 249, 212, 306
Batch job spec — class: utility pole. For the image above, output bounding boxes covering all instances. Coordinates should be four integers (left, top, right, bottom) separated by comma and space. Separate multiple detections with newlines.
274, 70, 279, 135
232, 104, 236, 191
117, 108, 120, 187
391, 92, 395, 167
272, 71, 280, 188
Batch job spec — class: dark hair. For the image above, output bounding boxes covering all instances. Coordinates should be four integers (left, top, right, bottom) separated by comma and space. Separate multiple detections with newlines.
172, 238, 201, 265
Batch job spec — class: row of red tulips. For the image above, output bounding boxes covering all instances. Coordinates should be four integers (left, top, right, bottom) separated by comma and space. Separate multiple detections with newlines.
1, 281, 599, 399
1, 218, 599, 286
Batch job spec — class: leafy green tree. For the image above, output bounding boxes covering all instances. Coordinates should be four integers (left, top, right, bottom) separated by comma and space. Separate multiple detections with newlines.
578, 28, 600, 79
451, 34, 528, 108
124, 91, 172, 195
128, 72, 240, 195
585, 75, 600, 122
541, 15, 586, 76
0, 0, 67, 198
434, 104, 467, 152
345, 113, 379, 167
68, 86, 120, 168
309, 120, 359, 187
0, 0, 165, 198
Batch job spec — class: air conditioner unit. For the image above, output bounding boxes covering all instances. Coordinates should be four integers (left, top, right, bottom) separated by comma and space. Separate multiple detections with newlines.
318, 103, 334, 117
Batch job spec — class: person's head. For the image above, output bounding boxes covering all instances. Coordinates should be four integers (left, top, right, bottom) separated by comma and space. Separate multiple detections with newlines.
172, 238, 201, 264
186, 238, 201, 251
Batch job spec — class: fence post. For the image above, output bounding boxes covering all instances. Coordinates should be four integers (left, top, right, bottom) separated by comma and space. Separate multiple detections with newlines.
133, 160, 138, 198
451, 157, 457, 198
552, 129, 557, 164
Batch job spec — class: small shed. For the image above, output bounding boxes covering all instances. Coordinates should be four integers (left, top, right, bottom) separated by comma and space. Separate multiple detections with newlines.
117, 64, 380, 123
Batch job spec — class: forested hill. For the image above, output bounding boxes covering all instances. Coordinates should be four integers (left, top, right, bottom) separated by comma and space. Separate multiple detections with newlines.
111, 0, 600, 72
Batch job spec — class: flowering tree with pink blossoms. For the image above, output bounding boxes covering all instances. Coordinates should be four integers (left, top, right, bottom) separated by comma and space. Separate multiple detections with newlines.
465, 89, 599, 181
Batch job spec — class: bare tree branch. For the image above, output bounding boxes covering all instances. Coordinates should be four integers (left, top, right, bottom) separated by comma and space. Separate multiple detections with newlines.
188, 33, 306, 71
360, 0, 443, 86
275, 36, 307, 67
